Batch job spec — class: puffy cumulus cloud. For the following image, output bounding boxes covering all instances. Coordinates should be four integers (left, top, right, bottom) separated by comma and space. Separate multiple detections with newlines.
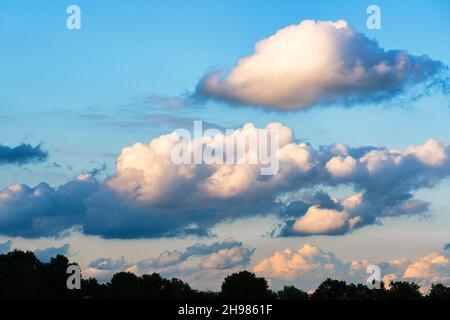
137, 239, 253, 272
196, 20, 447, 110
326, 156, 357, 177
34, 244, 70, 263
292, 206, 350, 235
253, 244, 343, 279
0, 175, 99, 238
0, 240, 12, 254
278, 189, 425, 237
79, 122, 318, 238
404, 139, 448, 167
0, 143, 48, 166
347, 258, 409, 286
83, 239, 254, 284
0, 123, 449, 238
254, 244, 450, 292
403, 252, 450, 291
200, 246, 255, 270
253, 244, 346, 289
138, 250, 184, 270
278, 138, 450, 236
91, 125, 450, 238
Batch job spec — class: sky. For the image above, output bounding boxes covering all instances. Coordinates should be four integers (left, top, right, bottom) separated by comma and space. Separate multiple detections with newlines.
1, 0, 450, 292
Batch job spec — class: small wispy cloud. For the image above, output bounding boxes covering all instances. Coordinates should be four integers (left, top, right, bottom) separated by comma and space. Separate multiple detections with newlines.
147, 94, 191, 108
0, 143, 48, 166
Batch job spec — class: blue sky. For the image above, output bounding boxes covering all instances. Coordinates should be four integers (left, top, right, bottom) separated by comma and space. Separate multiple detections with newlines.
0, 0, 450, 291
1, 0, 450, 185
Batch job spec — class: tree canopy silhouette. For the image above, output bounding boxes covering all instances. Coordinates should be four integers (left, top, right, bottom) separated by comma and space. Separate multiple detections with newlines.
278, 285, 309, 300
221, 271, 275, 300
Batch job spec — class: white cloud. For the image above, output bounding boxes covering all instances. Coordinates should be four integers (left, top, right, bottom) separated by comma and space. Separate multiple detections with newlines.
253, 244, 347, 290
283, 193, 363, 236
82, 239, 254, 284
196, 20, 445, 110
292, 206, 349, 234
254, 244, 450, 292
0, 123, 449, 238
403, 252, 450, 292
136, 239, 251, 271
326, 155, 357, 178
405, 139, 448, 166
200, 246, 255, 270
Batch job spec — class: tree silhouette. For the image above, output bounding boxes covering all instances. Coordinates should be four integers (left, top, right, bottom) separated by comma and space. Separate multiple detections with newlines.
0, 250, 449, 300
428, 283, 450, 300
311, 278, 348, 300
162, 277, 196, 300
345, 283, 383, 300
109, 272, 140, 299
0, 250, 42, 299
386, 281, 422, 300
40, 255, 81, 299
221, 271, 273, 300
277, 285, 309, 300
82, 277, 108, 299
139, 273, 164, 299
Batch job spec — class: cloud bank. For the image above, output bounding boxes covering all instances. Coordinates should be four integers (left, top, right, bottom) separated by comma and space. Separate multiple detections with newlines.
254, 244, 450, 293
83, 242, 450, 292
136, 238, 252, 271
0, 143, 48, 166
0, 123, 449, 239
83, 239, 254, 283
196, 20, 447, 110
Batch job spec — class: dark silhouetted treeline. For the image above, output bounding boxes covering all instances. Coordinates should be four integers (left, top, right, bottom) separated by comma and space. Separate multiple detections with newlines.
1, 250, 450, 300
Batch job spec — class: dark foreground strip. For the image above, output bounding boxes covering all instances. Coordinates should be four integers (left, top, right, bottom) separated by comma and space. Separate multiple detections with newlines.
1, 300, 445, 319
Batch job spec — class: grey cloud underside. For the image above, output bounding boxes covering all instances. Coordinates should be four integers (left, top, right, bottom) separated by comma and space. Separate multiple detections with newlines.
0, 240, 12, 254
0, 241, 69, 262
85, 239, 254, 283
0, 138, 449, 239
34, 244, 70, 263
0, 143, 48, 166
196, 58, 448, 110
89, 257, 128, 270
0, 180, 98, 238
277, 190, 430, 237
137, 239, 253, 270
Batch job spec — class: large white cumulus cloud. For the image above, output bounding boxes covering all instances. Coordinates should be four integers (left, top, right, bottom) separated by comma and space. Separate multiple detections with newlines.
0, 123, 449, 238
196, 20, 446, 110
